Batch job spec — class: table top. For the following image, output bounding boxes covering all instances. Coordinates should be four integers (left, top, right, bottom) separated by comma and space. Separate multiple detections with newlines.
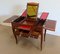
44, 20, 56, 31
4, 15, 56, 31
4, 15, 19, 23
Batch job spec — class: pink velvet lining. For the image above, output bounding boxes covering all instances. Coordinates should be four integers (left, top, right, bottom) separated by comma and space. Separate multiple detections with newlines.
21, 10, 27, 17
40, 12, 49, 20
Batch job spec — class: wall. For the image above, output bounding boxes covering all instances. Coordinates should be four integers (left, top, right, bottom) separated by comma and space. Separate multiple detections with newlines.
0, 0, 60, 36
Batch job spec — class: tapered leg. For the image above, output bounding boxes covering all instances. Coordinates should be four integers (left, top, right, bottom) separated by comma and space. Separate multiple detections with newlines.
11, 23, 18, 44
40, 28, 43, 50
14, 34, 18, 44
44, 29, 46, 41
13, 29, 18, 44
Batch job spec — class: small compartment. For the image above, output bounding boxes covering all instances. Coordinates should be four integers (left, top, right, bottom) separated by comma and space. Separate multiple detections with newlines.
19, 29, 29, 38
13, 16, 26, 22
19, 29, 29, 33
36, 18, 46, 26
30, 31, 39, 39
39, 19, 46, 25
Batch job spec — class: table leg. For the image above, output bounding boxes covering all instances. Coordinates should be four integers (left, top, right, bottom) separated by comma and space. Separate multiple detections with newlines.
12, 29, 18, 44
44, 29, 46, 41
40, 29, 43, 50
41, 34, 43, 50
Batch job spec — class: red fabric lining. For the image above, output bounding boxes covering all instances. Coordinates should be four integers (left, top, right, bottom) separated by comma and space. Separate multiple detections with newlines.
18, 25, 32, 30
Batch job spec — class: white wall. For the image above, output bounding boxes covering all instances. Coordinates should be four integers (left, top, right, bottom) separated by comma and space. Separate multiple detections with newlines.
0, 0, 60, 36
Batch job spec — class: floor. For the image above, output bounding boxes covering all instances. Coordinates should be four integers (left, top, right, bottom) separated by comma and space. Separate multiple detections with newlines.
0, 24, 60, 54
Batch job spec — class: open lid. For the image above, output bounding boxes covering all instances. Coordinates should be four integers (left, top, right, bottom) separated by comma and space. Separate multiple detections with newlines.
40, 12, 49, 20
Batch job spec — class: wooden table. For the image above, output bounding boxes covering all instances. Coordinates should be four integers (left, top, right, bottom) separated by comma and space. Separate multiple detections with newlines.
4, 15, 56, 41
3, 15, 56, 51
